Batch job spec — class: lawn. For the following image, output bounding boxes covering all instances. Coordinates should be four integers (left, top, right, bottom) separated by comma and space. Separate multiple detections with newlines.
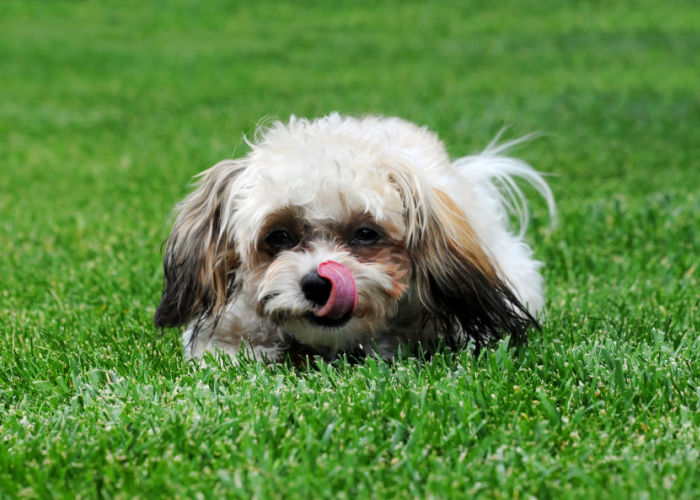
1, 0, 698, 498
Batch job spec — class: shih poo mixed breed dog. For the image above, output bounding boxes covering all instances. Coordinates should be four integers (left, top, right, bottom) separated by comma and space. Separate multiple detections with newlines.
155, 113, 555, 362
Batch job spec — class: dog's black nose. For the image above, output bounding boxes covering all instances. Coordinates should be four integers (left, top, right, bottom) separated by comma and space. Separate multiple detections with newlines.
301, 272, 332, 306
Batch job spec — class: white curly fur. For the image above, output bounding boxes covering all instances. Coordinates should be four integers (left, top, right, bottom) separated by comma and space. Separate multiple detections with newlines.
156, 113, 555, 363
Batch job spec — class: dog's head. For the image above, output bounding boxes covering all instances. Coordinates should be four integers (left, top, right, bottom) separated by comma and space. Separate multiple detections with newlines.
155, 114, 536, 352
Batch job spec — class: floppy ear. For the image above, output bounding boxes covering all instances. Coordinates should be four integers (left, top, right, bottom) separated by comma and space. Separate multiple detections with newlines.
408, 187, 538, 348
154, 160, 245, 329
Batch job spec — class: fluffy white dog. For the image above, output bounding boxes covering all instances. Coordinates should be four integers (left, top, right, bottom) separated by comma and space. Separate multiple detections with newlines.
155, 113, 555, 362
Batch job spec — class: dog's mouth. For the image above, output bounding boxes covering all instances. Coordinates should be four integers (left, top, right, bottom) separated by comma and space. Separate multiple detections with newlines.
306, 311, 353, 329
303, 260, 358, 329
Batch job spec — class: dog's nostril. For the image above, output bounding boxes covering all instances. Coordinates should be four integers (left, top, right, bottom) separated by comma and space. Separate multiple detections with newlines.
301, 272, 332, 306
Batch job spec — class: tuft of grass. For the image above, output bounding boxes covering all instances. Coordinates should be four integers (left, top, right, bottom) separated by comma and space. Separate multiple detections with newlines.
1, 0, 698, 498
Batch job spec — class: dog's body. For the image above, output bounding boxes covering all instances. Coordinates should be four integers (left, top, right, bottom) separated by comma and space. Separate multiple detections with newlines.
155, 114, 555, 362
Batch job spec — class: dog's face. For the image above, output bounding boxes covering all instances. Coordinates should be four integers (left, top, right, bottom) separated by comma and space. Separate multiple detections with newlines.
233, 142, 414, 350
155, 114, 536, 353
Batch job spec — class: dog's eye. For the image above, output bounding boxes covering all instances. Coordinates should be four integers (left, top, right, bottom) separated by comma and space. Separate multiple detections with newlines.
351, 227, 380, 245
265, 230, 297, 251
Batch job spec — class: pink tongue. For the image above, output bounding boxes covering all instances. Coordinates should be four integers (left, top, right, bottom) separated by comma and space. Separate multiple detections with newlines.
313, 261, 358, 320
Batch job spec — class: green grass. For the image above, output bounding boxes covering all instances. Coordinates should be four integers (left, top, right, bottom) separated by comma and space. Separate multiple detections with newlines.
1, 0, 698, 498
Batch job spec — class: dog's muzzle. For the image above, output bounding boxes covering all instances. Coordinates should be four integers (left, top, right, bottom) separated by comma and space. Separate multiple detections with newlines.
301, 260, 358, 327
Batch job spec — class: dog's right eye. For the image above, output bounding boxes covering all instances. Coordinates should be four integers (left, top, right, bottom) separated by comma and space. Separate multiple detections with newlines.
265, 230, 297, 251
351, 227, 380, 246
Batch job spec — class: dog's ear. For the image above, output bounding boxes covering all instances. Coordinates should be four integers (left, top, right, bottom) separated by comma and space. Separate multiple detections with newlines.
154, 160, 245, 329
405, 185, 538, 348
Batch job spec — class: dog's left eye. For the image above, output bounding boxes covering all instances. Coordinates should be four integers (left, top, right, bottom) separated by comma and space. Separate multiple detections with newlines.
351, 227, 380, 245
265, 230, 297, 251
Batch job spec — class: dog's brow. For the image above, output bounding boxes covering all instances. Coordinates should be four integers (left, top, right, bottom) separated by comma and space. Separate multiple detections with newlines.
260, 208, 304, 235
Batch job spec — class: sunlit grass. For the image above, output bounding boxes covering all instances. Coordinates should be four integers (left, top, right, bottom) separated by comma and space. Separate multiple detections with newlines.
1, 0, 698, 498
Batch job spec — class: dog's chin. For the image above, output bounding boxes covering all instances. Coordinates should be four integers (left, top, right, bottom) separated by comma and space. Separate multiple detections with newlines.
274, 311, 363, 351
306, 311, 353, 329
262, 307, 353, 330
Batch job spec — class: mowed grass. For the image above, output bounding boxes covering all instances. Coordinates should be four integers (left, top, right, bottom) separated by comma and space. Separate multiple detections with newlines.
1, 0, 698, 498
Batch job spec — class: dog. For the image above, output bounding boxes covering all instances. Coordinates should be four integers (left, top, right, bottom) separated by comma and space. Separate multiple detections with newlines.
154, 113, 555, 362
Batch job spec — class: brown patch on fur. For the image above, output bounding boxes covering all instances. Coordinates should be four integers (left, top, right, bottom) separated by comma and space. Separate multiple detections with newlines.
409, 188, 538, 348
432, 190, 501, 283
322, 212, 404, 247
255, 208, 306, 263
155, 160, 245, 329
356, 244, 411, 300
336, 212, 412, 302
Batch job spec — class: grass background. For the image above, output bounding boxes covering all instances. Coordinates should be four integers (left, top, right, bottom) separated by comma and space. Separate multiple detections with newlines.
1, 0, 698, 498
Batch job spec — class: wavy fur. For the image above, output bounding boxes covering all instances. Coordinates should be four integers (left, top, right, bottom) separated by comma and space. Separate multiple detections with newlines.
155, 113, 555, 362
